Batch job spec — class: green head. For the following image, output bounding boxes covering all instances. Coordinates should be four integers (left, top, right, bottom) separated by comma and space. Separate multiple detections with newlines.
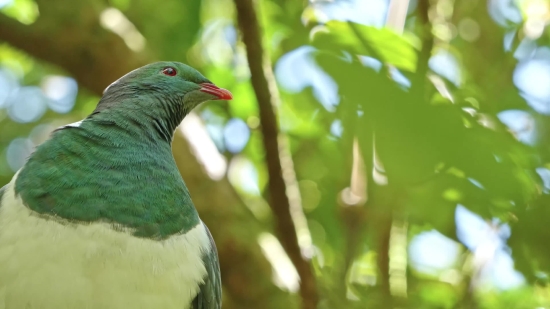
90, 61, 232, 140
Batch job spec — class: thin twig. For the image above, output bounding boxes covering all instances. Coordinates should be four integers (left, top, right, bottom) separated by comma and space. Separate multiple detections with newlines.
415, 0, 434, 95
233, 0, 318, 308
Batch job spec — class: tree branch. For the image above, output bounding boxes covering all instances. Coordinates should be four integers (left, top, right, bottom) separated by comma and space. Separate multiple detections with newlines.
0, 13, 150, 94
233, 0, 318, 308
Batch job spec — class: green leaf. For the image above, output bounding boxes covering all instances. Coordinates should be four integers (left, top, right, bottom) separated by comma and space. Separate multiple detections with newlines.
1, 0, 39, 25
312, 21, 417, 71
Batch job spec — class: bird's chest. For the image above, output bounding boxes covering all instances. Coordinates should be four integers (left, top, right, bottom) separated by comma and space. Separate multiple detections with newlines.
0, 182, 209, 309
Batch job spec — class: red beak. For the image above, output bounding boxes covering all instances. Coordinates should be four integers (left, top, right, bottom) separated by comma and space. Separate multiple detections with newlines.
200, 83, 233, 100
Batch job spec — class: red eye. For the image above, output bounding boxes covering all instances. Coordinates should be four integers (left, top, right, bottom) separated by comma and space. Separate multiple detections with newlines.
162, 67, 177, 76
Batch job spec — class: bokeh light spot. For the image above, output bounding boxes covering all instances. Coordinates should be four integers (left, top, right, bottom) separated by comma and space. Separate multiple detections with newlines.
223, 118, 250, 153
409, 230, 461, 274
6, 138, 34, 172
0, 68, 19, 108
41, 76, 78, 113
7, 86, 47, 123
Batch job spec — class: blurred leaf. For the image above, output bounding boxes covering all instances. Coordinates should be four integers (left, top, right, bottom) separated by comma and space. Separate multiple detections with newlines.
125, 0, 202, 60
228, 81, 258, 119
410, 281, 459, 309
312, 21, 417, 72
1, 0, 39, 24
315, 51, 541, 232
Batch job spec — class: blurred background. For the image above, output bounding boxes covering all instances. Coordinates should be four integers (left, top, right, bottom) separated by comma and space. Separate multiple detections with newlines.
1, 0, 550, 308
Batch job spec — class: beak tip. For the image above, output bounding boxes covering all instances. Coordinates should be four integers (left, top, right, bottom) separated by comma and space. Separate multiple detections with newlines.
200, 83, 233, 101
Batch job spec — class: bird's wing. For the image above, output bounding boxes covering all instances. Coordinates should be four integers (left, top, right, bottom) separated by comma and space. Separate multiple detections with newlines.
0, 184, 5, 205
191, 223, 221, 309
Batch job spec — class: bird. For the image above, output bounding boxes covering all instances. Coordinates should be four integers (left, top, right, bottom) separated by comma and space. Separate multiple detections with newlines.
0, 61, 232, 309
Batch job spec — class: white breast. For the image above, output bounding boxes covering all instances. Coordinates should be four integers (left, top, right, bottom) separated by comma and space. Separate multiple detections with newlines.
0, 173, 211, 309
